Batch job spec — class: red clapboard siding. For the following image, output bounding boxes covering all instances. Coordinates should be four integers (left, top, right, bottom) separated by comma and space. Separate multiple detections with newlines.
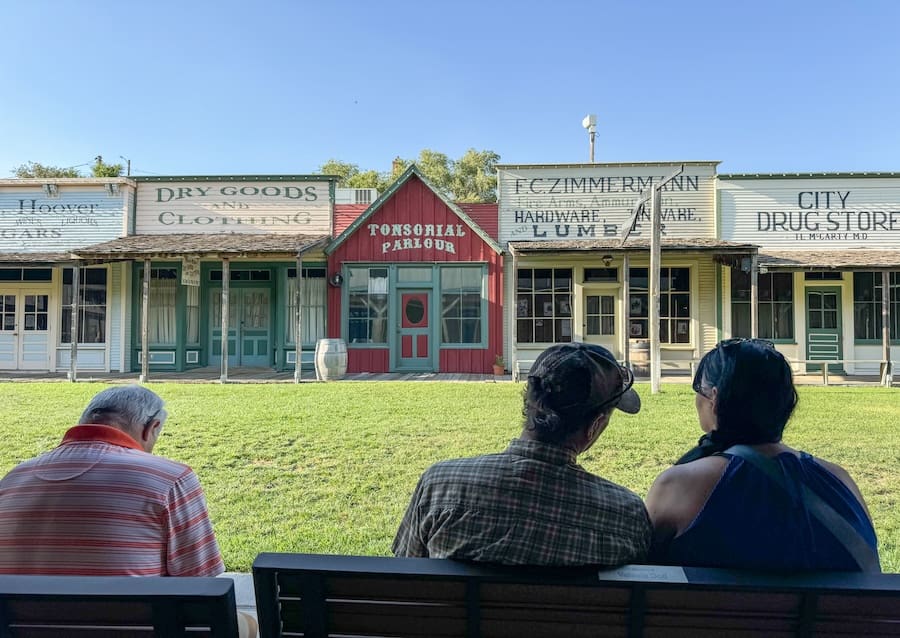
327, 175, 503, 374
458, 203, 499, 242
333, 204, 368, 235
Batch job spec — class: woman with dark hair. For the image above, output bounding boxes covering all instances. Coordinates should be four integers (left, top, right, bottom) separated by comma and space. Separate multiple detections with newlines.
645, 338, 880, 572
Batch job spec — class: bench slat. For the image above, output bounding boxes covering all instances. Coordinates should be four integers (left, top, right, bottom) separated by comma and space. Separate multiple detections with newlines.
253, 553, 900, 638
0, 576, 236, 638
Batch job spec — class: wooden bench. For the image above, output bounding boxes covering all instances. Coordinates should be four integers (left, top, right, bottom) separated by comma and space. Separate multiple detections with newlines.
0, 575, 238, 637
253, 553, 900, 637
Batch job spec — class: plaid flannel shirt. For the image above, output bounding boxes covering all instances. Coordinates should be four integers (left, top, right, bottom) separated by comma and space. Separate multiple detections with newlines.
392, 438, 651, 566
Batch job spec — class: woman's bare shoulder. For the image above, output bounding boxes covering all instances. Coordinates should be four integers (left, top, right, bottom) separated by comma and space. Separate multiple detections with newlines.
646, 455, 730, 535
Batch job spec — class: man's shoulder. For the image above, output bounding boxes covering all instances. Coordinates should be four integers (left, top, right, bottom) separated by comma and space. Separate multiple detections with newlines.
419, 452, 506, 482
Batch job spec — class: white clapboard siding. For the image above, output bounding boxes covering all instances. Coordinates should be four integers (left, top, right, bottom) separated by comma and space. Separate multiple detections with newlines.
719, 176, 900, 249
135, 180, 332, 235
498, 163, 718, 246
697, 256, 718, 355
0, 186, 128, 252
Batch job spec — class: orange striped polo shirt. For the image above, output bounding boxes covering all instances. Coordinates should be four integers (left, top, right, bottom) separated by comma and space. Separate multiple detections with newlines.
0, 424, 225, 576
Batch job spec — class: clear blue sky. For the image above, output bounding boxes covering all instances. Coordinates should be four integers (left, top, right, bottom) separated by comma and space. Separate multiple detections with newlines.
2, 0, 898, 177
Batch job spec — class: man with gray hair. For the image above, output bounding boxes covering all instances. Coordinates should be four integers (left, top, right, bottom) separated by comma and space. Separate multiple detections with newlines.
0, 385, 225, 577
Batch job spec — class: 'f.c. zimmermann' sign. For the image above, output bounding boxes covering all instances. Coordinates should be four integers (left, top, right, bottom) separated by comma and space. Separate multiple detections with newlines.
135, 180, 332, 234
497, 166, 717, 244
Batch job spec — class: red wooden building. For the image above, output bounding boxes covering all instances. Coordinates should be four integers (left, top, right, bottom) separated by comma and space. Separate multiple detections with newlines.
325, 166, 503, 373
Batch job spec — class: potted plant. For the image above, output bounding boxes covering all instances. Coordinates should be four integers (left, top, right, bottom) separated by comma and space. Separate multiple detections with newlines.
492, 354, 505, 376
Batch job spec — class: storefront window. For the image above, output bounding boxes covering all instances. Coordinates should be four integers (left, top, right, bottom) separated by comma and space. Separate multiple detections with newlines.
853, 272, 900, 340
348, 267, 388, 344
186, 286, 200, 344
136, 268, 177, 344
731, 270, 794, 340
61, 267, 107, 344
441, 267, 483, 344
629, 267, 691, 343
286, 268, 326, 344
516, 268, 572, 343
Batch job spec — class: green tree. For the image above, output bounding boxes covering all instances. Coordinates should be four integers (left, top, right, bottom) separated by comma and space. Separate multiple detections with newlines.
12, 161, 81, 178
413, 149, 453, 195
318, 159, 361, 185
317, 148, 500, 202
450, 148, 500, 203
91, 156, 123, 177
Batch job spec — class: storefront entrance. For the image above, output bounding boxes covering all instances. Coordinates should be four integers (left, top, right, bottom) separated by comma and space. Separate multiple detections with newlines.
395, 290, 432, 371
806, 287, 843, 372
209, 288, 271, 367
0, 291, 50, 370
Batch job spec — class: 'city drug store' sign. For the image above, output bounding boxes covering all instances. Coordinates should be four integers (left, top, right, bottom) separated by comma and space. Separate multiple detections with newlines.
719, 177, 900, 248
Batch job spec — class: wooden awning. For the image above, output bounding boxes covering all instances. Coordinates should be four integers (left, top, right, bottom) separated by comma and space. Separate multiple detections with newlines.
0, 252, 75, 264
509, 238, 757, 254
73, 233, 330, 261
759, 250, 900, 271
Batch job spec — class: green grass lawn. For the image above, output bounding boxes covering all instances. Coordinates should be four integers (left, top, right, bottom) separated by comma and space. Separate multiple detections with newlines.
1, 382, 897, 572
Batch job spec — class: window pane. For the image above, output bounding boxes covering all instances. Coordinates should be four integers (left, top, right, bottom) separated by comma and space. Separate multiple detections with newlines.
584, 268, 617, 283
759, 304, 773, 339
516, 295, 531, 317
672, 293, 690, 317
809, 311, 822, 329
600, 295, 614, 314
854, 272, 875, 301
534, 319, 553, 342
517, 319, 533, 343
629, 268, 648, 290
630, 319, 647, 339
670, 268, 690, 291
400, 267, 432, 282
673, 319, 690, 343
731, 269, 751, 301
553, 269, 572, 291
587, 317, 600, 335
772, 273, 793, 301
517, 270, 533, 292
536, 294, 553, 317
774, 303, 794, 340
556, 319, 572, 341
601, 316, 615, 335
731, 302, 751, 338
758, 274, 773, 302
586, 295, 600, 314
534, 269, 552, 292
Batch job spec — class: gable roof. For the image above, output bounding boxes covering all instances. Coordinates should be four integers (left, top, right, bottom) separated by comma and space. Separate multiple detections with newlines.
325, 165, 502, 255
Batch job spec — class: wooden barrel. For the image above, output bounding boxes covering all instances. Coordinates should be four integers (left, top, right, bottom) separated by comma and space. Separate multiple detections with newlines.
630, 339, 650, 378
315, 339, 348, 381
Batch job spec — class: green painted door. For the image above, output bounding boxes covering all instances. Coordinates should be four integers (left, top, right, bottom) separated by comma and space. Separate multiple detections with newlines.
210, 288, 271, 367
806, 287, 842, 373
396, 290, 433, 371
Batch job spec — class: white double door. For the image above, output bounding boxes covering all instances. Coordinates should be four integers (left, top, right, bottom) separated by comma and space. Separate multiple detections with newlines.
0, 291, 51, 370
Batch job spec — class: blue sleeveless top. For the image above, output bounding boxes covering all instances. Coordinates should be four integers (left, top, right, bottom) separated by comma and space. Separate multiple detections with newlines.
663, 452, 879, 571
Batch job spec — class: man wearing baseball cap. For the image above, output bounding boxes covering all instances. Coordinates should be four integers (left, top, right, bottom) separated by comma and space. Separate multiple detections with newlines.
393, 343, 651, 566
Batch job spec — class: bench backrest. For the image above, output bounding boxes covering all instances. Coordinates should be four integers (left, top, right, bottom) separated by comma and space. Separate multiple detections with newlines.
253, 553, 900, 638
0, 575, 238, 637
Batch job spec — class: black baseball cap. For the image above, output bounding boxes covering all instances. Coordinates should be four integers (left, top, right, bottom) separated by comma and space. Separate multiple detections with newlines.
527, 343, 641, 415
